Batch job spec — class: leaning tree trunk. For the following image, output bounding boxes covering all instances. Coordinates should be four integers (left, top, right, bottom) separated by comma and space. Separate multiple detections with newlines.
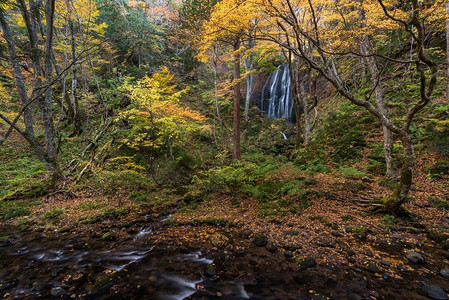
232, 40, 241, 161
0, 12, 47, 164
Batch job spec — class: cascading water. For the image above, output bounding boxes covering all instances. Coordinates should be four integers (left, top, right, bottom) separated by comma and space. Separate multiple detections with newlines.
261, 64, 295, 123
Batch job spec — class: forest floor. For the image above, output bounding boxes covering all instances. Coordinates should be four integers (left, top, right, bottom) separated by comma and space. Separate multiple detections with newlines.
1, 152, 449, 299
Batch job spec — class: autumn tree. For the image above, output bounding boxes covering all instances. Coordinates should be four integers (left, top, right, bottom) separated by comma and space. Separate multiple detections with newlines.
116, 67, 206, 160
0, 0, 60, 179
198, 0, 257, 161
256, 0, 441, 213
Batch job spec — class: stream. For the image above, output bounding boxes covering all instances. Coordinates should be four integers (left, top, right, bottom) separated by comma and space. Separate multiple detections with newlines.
0, 222, 257, 299
2, 218, 441, 299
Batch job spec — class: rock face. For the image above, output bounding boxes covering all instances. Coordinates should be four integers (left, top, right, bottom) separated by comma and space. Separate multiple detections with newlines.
405, 250, 424, 263
421, 282, 449, 300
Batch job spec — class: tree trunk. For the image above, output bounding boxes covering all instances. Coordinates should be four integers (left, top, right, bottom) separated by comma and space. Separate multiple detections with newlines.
69, 18, 82, 135
446, 0, 449, 98
299, 79, 311, 146
243, 52, 254, 121
383, 134, 414, 213
43, 0, 59, 177
361, 42, 398, 182
232, 40, 241, 161
212, 59, 222, 124
0, 12, 47, 164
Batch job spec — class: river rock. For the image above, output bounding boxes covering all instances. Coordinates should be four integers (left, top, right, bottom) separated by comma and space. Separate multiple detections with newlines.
314, 235, 336, 248
442, 240, 449, 250
364, 261, 379, 273
427, 228, 449, 244
252, 233, 268, 247
440, 269, 449, 278
298, 257, 316, 268
51, 286, 66, 297
441, 250, 449, 259
0, 236, 9, 247
284, 250, 293, 258
405, 250, 424, 263
422, 282, 448, 300
206, 265, 217, 277
265, 241, 277, 252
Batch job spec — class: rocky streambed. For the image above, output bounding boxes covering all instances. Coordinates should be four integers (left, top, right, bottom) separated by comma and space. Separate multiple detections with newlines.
1, 215, 449, 299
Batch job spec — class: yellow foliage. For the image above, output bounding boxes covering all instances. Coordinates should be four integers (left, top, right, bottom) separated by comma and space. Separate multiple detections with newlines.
117, 68, 208, 152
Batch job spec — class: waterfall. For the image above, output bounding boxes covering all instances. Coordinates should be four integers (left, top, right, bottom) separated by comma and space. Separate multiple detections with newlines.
261, 64, 295, 123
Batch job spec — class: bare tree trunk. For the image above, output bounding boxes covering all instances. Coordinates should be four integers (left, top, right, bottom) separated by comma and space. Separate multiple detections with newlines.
43, 0, 59, 176
243, 52, 254, 121
286, 54, 302, 149
69, 18, 82, 135
232, 40, 241, 161
298, 77, 311, 146
446, 0, 449, 98
212, 58, 222, 124
0, 12, 47, 164
361, 42, 398, 182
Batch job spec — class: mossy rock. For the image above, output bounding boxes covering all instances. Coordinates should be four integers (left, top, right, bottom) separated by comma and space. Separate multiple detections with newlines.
297, 256, 317, 268
426, 161, 449, 177
210, 232, 230, 248
252, 233, 268, 247
93, 270, 120, 290
101, 232, 118, 241
426, 228, 449, 244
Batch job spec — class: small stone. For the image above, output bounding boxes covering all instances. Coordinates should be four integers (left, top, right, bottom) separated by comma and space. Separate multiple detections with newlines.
51, 287, 66, 297
422, 282, 448, 300
440, 268, 449, 278
298, 257, 316, 268
0, 236, 9, 247
206, 265, 217, 277
405, 250, 424, 263
252, 233, 268, 247
380, 260, 391, 267
364, 261, 380, 273
441, 250, 449, 259
314, 236, 336, 248
383, 273, 390, 280
236, 249, 245, 256
265, 241, 277, 252
441, 240, 449, 250
284, 250, 293, 258
362, 176, 373, 183
347, 257, 356, 264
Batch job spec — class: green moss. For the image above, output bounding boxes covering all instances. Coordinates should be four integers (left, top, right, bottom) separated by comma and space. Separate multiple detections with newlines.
43, 208, 64, 220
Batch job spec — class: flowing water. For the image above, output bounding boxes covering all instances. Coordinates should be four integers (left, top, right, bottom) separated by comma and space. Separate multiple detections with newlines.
0, 224, 256, 299
261, 64, 295, 123
0, 220, 401, 299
